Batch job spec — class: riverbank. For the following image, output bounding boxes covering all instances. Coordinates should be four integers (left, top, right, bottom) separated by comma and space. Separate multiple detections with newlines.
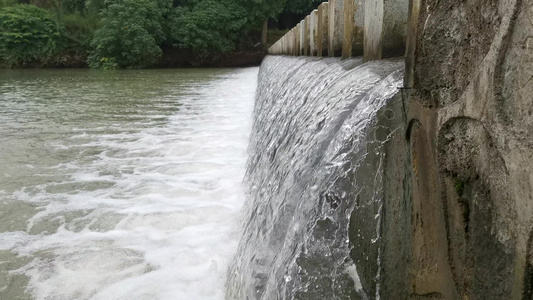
4, 48, 266, 69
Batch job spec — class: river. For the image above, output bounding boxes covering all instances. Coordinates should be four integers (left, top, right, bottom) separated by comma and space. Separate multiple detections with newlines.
0, 68, 258, 299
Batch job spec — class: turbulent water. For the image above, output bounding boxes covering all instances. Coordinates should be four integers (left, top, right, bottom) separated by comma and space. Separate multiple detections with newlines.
0, 68, 257, 299
227, 56, 403, 299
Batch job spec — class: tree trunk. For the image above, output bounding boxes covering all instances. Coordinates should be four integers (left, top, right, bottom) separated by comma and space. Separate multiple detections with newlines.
261, 19, 268, 45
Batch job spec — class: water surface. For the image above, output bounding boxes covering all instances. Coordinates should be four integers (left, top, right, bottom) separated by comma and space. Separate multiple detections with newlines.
0, 68, 257, 299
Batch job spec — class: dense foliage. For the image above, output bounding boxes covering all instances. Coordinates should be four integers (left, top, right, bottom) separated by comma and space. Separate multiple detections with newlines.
169, 0, 247, 53
284, 0, 322, 14
0, 0, 320, 68
0, 5, 60, 66
89, 0, 169, 68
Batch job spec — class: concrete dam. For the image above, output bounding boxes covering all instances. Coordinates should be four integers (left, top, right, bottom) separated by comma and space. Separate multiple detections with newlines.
227, 0, 533, 299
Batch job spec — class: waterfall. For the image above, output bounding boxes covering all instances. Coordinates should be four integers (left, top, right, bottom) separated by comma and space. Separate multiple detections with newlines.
227, 56, 404, 299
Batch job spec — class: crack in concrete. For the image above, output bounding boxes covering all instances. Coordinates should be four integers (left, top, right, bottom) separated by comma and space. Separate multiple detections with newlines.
521, 74, 533, 90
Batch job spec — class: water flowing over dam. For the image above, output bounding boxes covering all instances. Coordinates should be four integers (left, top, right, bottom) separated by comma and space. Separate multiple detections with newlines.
227, 56, 404, 299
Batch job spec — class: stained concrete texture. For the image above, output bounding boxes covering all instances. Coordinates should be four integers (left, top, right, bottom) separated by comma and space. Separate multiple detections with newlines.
317, 3, 329, 57
328, 0, 337, 57
300, 20, 305, 56
342, 0, 356, 59
364, 0, 408, 61
310, 10, 318, 56
382, 0, 533, 299
305, 15, 311, 56
333, 0, 345, 56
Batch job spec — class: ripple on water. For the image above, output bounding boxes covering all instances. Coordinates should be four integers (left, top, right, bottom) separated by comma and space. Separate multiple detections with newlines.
0, 68, 257, 300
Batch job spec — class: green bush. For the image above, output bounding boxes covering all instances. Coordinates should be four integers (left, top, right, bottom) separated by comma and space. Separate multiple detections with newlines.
62, 13, 97, 46
0, 0, 17, 8
169, 0, 248, 53
61, 0, 86, 14
0, 4, 61, 66
88, 0, 170, 68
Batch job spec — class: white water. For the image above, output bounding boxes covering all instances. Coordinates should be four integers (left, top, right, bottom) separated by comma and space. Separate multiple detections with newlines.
0, 68, 257, 299
227, 56, 403, 299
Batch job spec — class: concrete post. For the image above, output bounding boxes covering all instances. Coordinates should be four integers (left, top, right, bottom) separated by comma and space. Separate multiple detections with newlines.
354, 0, 365, 54
287, 33, 290, 55
299, 20, 305, 56
364, 0, 408, 61
364, 0, 383, 61
280, 36, 285, 55
291, 27, 298, 56
285, 30, 289, 55
317, 2, 329, 57
294, 24, 299, 56
328, 0, 336, 57
342, 0, 355, 59
310, 10, 318, 56
403, 0, 419, 87
279, 35, 283, 55
304, 15, 310, 56
342, 0, 365, 58
333, 0, 345, 56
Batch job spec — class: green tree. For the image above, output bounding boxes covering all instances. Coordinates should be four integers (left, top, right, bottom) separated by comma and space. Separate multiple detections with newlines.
238, 0, 286, 45
89, 0, 171, 68
0, 4, 61, 66
284, 0, 322, 14
168, 0, 247, 53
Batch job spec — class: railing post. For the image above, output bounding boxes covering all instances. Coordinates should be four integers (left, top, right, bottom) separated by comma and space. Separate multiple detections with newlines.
317, 2, 329, 57
342, 0, 355, 59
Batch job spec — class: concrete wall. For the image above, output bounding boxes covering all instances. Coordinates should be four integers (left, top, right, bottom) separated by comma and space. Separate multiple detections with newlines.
267, 0, 407, 60
377, 0, 533, 299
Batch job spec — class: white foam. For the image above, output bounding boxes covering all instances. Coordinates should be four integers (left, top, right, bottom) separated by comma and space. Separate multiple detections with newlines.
5, 68, 258, 299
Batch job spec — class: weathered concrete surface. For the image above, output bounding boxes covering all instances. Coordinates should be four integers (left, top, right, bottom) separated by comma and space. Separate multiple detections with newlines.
353, 0, 365, 54
294, 25, 300, 56
364, 0, 384, 61
403, 0, 420, 87
299, 20, 305, 56
304, 15, 311, 56
310, 10, 318, 56
342, 0, 365, 58
342, 0, 355, 59
290, 29, 296, 56
377, 0, 533, 299
364, 0, 408, 61
329, 0, 344, 57
317, 3, 329, 57
328, 0, 336, 57
382, 0, 408, 57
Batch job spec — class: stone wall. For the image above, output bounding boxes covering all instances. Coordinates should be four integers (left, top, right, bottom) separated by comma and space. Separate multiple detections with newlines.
380, 0, 533, 298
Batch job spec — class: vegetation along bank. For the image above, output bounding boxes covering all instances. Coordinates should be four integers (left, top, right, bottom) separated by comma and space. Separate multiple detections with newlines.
0, 0, 323, 68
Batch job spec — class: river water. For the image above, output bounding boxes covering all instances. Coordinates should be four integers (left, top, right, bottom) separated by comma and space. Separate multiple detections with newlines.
0, 68, 257, 299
